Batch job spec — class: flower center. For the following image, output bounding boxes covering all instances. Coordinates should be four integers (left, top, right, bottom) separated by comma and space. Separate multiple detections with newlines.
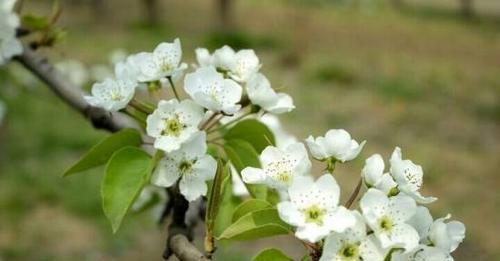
339, 244, 359, 259
379, 216, 393, 231
178, 160, 193, 175
303, 205, 326, 225
277, 171, 291, 183
162, 117, 184, 137
110, 91, 123, 101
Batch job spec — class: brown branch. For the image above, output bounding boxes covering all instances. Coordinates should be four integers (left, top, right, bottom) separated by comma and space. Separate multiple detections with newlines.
344, 178, 363, 209
170, 235, 210, 261
14, 44, 131, 132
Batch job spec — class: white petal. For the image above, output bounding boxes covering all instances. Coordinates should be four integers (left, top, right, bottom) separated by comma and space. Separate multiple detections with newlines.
305, 136, 329, 160
277, 201, 305, 227
319, 233, 343, 261
241, 167, 266, 184
195, 48, 212, 67
362, 154, 385, 187
360, 188, 390, 220
407, 206, 433, 240
315, 174, 340, 208
388, 194, 417, 223
192, 155, 217, 181
429, 215, 465, 253
295, 223, 330, 243
151, 157, 181, 187
179, 176, 208, 201
375, 173, 398, 195
384, 223, 420, 252
360, 234, 387, 261
324, 206, 356, 233
324, 129, 352, 158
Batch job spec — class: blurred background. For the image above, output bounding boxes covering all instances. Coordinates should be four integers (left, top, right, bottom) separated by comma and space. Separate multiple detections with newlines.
0, 0, 499, 260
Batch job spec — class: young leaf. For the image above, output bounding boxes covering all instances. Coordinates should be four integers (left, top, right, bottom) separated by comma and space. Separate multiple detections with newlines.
252, 248, 293, 261
22, 14, 50, 30
232, 199, 272, 222
217, 208, 292, 241
223, 139, 267, 199
205, 160, 229, 253
224, 119, 275, 153
64, 128, 142, 176
102, 147, 152, 233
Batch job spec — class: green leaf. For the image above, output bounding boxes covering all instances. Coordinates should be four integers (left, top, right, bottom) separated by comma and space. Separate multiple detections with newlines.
232, 199, 272, 222
64, 129, 142, 177
102, 147, 152, 233
224, 119, 275, 153
213, 174, 242, 237
206, 160, 229, 238
22, 14, 51, 30
252, 248, 293, 261
218, 208, 292, 241
223, 139, 267, 199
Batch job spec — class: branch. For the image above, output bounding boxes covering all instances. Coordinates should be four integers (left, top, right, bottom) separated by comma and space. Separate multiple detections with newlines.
14, 44, 131, 132
170, 235, 210, 261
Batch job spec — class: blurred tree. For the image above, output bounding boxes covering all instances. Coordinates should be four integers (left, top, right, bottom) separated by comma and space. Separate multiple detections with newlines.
216, 0, 233, 31
459, 0, 475, 19
143, 0, 160, 26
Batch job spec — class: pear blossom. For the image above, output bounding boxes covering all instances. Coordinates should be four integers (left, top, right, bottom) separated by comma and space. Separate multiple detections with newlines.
151, 132, 217, 201
241, 143, 311, 191
195, 45, 260, 83
361, 154, 398, 195
306, 129, 366, 163
391, 245, 454, 261
428, 215, 465, 253
184, 66, 242, 114
246, 73, 294, 114
407, 206, 434, 240
320, 212, 388, 261
0, 0, 22, 65
360, 188, 419, 252
146, 99, 204, 153
277, 174, 356, 243
130, 39, 187, 82
390, 147, 437, 204
84, 76, 136, 112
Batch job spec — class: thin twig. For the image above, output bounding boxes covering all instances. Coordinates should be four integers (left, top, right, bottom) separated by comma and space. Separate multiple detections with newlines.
344, 178, 363, 209
167, 76, 180, 100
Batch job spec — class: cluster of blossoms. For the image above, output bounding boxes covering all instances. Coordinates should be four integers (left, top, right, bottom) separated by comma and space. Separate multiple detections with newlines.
0, 0, 22, 65
85, 38, 295, 201
84, 37, 465, 260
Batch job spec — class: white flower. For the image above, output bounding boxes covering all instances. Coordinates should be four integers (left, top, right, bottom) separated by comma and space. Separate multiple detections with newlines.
390, 147, 437, 204
146, 99, 204, 153
361, 154, 398, 195
84, 77, 136, 111
184, 66, 242, 114
391, 245, 454, 261
306, 129, 366, 162
212, 45, 236, 71
360, 188, 419, 252
151, 132, 217, 201
428, 215, 465, 253
195, 48, 213, 67
241, 142, 311, 191
131, 39, 187, 82
195, 45, 260, 83
320, 212, 388, 261
246, 73, 294, 114
277, 174, 356, 243
0, 0, 22, 65
228, 49, 260, 82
